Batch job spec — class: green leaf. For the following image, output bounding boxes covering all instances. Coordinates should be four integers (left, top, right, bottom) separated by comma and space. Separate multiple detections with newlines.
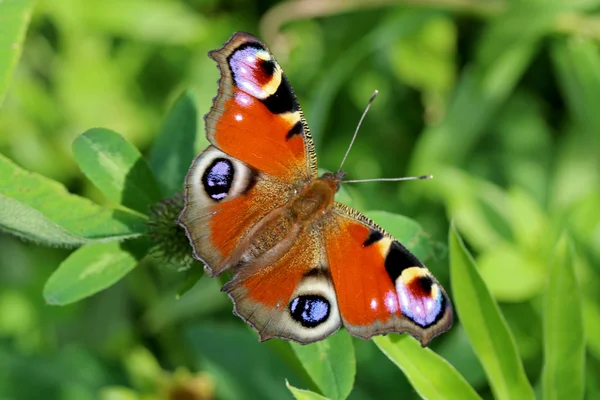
44, 239, 148, 305
366, 211, 432, 261
542, 235, 585, 399
0, 0, 35, 106
176, 265, 204, 299
373, 335, 481, 400
290, 330, 355, 400
73, 128, 162, 214
149, 91, 197, 197
449, 222, 534, 400
0, 153, 146, 246
286, 381, 330, 400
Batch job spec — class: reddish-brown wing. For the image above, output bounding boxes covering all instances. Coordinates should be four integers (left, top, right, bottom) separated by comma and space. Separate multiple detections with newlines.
179, 32, 318, 275
222, 227, 342, 343
323, 203, 453, 346
206, 32, 317, 181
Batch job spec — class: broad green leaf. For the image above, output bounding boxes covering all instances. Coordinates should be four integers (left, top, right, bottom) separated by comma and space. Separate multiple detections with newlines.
73, 128, 162, 214
367, 210, 432, 261
286, 381, 330, 400
542, 235, 585, 399
373, 335, 481, 400
149, 91, 197, 197
0, 153, 146, 246
290, 330, 355, 400
449, 223, 534, 400
44, 239, 148, 305
0, 0, 34, 106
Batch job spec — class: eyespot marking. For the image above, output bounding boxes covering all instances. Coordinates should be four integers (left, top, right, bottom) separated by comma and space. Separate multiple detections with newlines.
260, 75, 297, 114
289, 295, 330, 328
363, 229, 384, 246
202, 158, 234, 201
396, 267, 445, 328
384, 241, 424, 282
260, 58, 276, 77
228, 43, 278, 99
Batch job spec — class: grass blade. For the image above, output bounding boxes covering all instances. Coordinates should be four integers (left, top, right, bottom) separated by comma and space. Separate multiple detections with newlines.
542, 235, 585, 399
449, 222, 534, 400
0, 0, 34, 106
373, 335, 481, 400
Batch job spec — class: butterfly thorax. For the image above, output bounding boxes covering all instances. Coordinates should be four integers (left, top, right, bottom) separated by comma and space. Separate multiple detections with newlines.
290, 174, 339, 222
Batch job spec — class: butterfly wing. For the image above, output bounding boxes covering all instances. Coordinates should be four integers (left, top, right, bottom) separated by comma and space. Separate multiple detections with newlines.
323, 203, 453, 346
179, 32, 318, 275
206, 32, 317, 181
222, 227, 342, 343
179, 146, 295, 275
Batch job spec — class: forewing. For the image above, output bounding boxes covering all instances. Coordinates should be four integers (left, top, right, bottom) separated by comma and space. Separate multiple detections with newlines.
206, 32, 318, 181
324, 203, 453, 346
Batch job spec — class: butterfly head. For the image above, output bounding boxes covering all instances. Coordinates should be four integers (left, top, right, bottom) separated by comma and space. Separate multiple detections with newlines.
320, 170, 347, 192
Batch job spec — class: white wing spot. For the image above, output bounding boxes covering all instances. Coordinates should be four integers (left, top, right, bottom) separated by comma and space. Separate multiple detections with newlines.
370, 298, 378, 311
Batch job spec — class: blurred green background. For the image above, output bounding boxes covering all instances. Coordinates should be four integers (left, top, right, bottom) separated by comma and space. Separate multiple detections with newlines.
1, 0, 600, 399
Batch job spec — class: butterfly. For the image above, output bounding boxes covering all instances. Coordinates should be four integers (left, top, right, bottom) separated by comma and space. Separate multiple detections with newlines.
178, 32, 453, 345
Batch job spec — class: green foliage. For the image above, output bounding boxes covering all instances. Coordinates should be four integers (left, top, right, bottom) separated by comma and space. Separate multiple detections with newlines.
0, 0, 34, 106
0, 153, 147, 245
373, 335, 481, 400
73, 128, 162, 214
542, 235, 585, 399
43, 239, 148, 305
450, 223, 534, 400
1, 0, 600, 399
290, 330, 355, 400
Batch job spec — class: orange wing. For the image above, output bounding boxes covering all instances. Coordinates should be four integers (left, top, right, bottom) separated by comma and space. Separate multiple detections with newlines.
222, 227, 342, 343
178, 146, 292, 275
206, 32, 317, 181
324, 203, 453, 346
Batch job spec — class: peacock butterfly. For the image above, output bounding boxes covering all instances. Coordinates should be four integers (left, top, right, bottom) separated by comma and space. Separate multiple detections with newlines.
178, 32, 453, 345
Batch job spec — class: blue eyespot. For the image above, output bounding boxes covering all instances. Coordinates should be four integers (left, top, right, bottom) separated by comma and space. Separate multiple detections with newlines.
289, 295, 330, 328
202, 158, 234, 201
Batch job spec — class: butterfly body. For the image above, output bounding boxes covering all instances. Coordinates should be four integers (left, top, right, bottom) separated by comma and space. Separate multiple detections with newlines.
178, 32, 453, 345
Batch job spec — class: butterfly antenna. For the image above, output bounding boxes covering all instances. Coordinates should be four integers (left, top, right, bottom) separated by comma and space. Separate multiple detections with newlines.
337, 90, 379, 175
343, 175, 433, 183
